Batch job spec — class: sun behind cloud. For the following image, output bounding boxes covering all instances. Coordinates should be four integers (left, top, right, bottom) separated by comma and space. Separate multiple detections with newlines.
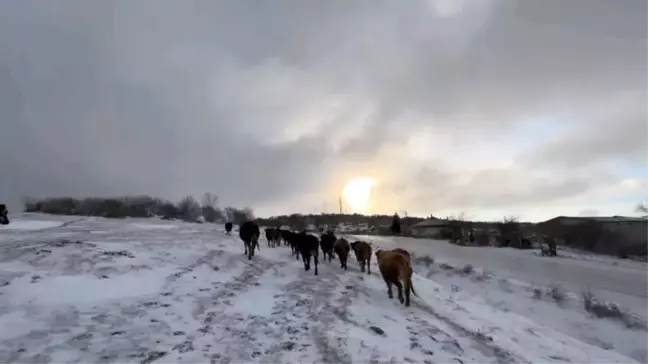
342, 177, 376, 213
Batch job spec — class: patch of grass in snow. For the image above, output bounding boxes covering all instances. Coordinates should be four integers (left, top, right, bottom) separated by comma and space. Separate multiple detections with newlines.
582, 291, 648, 331
102, 250, 135, 258
461, 264, 474, 275
412, 254, 435, 267
439, 263, 454, 271
529, 285, 569, 306
549, 285, 568, 305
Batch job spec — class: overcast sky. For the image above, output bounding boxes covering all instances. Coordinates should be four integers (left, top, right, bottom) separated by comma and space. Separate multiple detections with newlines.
0, 0, 646, 221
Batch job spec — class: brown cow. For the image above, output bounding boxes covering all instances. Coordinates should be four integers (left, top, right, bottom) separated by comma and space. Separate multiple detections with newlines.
272, 228, 282, 247
350, 240, 372, 274
333, 238, 351, 270
391, 248, 411, 263
375, 250, 418, 307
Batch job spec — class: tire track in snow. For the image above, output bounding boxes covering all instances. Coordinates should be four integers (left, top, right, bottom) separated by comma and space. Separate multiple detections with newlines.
187, 253, 365, 364
268, 263, 362, 364
164, 254, 284, 363
408, 300, 526, 364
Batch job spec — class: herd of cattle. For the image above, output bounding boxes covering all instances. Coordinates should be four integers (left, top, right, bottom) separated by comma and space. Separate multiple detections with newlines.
227, 220, 419, 307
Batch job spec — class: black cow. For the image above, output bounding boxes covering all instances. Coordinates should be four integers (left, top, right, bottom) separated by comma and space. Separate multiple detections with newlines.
265, 227, 281, 248
319, 231, 336, 262
287, 232, 301, 259
239, 221, 260, 260
281, 229, 293, 247
295, 231, 319, 275
0, 204, 9, 226
225, 222, 233, 235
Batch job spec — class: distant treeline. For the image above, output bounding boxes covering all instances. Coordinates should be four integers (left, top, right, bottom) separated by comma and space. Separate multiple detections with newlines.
20, 194, 427, 229
22, 193, 254, 224
256, 213, 425, 231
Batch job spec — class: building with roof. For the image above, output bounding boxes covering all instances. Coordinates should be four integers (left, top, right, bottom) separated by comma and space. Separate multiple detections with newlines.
539, 215, 647, 242
410, 218, 449, 238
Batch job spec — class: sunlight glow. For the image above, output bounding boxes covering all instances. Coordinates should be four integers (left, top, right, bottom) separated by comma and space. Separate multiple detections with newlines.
342, 177, 376, 213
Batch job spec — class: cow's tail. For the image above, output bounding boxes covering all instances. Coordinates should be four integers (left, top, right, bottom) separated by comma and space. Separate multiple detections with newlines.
409, 275, 419, 298
402, 263, 419, 298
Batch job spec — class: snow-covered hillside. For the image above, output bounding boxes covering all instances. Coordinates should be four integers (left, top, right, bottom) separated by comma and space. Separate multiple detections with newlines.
0, 215, 644, 363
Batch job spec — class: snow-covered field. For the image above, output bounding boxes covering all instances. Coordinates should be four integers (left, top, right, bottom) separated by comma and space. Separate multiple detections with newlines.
0, 215, 645, 363
350, 235, 648, 362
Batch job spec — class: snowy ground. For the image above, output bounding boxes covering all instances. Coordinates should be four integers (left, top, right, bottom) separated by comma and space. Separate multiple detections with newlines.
0, 215, 644, 363
350, 234, 648, 363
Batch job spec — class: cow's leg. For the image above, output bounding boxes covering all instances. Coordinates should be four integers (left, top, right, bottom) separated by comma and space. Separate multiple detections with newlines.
313, 252, 319, 276
394, 281, 404, 304
385, 280, 393, 299
367, 259, 371, 275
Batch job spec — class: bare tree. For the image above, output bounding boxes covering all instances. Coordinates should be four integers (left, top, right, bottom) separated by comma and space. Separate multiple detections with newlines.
201, 192, 222, 222
202, 192, 218, 208
636, 202, 648, 214
391, 212, 401, 235
242, 207, 255, 221
497, 215, 521, 247
222, 207, 255, 225
178, 196, 201, 222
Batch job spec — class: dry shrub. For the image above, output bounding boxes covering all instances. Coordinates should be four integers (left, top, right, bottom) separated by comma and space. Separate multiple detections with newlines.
549, 285, 568, 304
582, 291, 647, 330
414, 254, 435, 267
496, 216, 521, 247
473, 271, 493, 282
461, 264, 474, 275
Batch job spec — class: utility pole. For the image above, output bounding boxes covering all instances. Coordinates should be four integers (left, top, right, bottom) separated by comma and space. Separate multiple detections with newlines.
338, 196, 343, 214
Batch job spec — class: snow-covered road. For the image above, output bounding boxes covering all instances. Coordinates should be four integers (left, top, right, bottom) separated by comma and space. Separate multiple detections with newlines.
351, 234, 648, 315
0, 215, 644, 363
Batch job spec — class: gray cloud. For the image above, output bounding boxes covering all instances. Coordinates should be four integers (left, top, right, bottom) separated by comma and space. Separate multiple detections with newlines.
0, 0, 645, 218
520, 94, 648, 169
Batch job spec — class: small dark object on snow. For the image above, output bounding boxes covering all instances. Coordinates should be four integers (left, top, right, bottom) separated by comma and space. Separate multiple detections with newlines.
281, 341, 296, 351
140, 351, 167, 364
369, 326, 385, 336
